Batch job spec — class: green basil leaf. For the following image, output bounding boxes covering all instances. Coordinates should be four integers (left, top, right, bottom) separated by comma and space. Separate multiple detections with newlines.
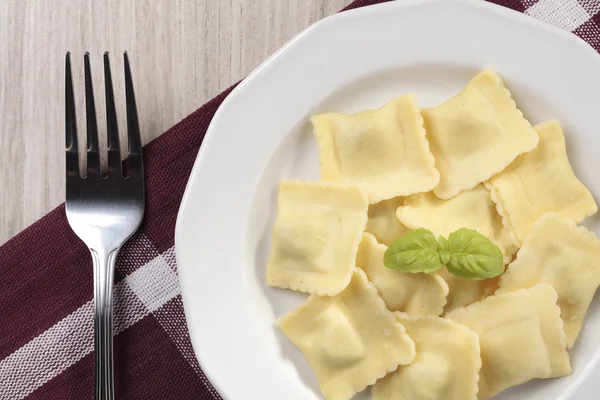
383, 228, 443, 273
438, 235, 450, 265
445, 228, 504, 280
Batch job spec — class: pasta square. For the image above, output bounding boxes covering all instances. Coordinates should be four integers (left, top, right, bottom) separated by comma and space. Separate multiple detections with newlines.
277, 269, 416, 400
266, 179, 368, 296
486, 120, 597, 245
397, 184, 517, 264
497, 212, 600, 348
422, 69, 538, 199
311, 95, 439, 204
437, 267, 500, 315
356, 233, 448, 315
366, 197, 409, 246
372, 313, 481, 400
447, 284, 571, 399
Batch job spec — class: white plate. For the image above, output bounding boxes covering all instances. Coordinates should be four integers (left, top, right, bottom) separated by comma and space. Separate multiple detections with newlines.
175, 0, 600, 398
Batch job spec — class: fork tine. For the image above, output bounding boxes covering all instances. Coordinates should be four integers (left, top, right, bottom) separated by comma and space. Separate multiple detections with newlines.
124, 52, 143, 176
103, 52, 122, 176
65, 52, 80, 178
84, 53, 101, 174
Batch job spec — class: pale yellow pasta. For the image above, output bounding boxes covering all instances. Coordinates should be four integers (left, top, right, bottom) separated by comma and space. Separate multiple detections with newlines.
266, 69, 600, 400
266, 179, 368, 296
277, 269, 416, 400
311, 95, 439, 203
372, 313, 481, 400
447, 284, 571, 399
397, 184, 517, 264
497, 213, 600, 348
366, 197, 409, 245
422, 69, 538, 199
486, 120, 597, 246
356, 233, 448, 315
438, 267, 500, 315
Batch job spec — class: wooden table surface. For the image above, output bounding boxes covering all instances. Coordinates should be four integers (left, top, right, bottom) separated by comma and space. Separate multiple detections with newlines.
0, 0, 351, 245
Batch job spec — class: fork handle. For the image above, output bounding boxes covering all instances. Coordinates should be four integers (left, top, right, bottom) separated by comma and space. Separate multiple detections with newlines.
91, 248, 118, 400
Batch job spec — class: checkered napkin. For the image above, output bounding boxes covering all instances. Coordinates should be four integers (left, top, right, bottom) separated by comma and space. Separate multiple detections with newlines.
1, 0, 598, 399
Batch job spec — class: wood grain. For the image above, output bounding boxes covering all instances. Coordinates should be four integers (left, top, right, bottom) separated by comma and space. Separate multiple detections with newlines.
0, 0, 351, 245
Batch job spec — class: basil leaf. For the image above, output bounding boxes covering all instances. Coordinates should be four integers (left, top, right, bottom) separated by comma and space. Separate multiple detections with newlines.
438, 235, 450, 265
384, 228, 443, 273
445, 228, 504, 280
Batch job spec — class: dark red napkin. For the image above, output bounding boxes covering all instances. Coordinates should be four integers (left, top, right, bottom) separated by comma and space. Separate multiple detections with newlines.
1, 0, 598, 399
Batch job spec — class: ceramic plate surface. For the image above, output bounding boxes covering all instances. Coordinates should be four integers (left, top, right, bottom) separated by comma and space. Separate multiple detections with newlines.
176, 1, 600, 398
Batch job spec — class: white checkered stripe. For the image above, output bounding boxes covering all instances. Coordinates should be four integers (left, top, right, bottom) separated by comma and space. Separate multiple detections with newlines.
526, 0, 600, 31
0, 235, 181, 400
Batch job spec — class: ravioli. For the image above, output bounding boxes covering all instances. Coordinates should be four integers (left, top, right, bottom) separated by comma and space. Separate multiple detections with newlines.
486, 120, 597, 246
447, 284, 571, 399
266, 179, 368, 295
497, 213, 600, 348
372, 313, 481, 400
277, 269, 416, 400
356, 233, 448, 315
366, 197, 409, 246
397, 184, 517, 264
438, 267, 500, 315
311, 95, 439, 203
422, 69, 539, 199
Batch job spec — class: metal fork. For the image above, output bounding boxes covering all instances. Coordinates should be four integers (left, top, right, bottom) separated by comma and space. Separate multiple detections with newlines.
65, 52, 145, 400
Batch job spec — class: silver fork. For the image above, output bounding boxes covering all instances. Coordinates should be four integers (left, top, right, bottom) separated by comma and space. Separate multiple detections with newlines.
65, 52, 145, 400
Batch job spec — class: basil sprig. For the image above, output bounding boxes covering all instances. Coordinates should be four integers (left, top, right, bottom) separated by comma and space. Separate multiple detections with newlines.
383, 228, 504, 280
383, 229, 443, 274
